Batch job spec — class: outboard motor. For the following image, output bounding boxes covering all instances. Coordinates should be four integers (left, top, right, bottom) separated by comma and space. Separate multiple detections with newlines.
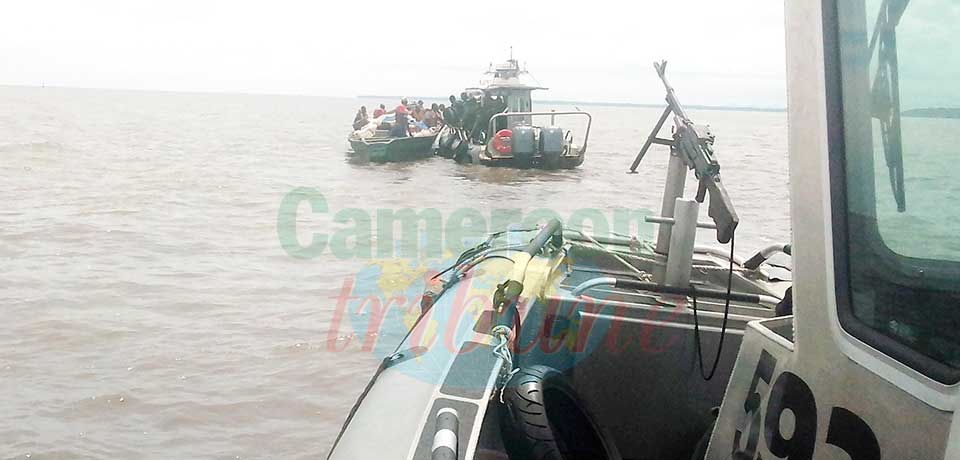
511, 125, 535, 165
438, 130, 458, 158
539, 126, 564, 169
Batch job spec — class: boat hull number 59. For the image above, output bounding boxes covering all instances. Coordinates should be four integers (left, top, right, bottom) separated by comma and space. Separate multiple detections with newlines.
730, 350, 881, 460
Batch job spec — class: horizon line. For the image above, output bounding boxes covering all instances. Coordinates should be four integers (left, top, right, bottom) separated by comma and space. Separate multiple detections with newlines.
358, 94, 786, 113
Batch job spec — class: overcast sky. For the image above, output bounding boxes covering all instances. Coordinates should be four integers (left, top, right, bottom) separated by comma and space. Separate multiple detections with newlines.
0, 0, 787, 107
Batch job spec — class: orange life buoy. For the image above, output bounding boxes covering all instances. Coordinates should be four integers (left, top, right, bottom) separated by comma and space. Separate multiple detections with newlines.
492, 129, 512, 154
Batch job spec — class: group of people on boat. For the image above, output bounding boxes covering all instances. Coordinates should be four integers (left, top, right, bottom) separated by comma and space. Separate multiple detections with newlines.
352, 91, 508, 141
352, 98, 446, 138
442, 92, 508, 143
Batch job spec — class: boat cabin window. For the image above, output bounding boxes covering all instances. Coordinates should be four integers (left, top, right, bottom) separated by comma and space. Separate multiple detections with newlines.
504, 92, 531, 113
830, 0, 960, 383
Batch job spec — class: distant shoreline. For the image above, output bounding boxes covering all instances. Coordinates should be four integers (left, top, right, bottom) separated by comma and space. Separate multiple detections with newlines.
358, 95, 786, 113
902, 108, 960, 119
1, 84, 788, 113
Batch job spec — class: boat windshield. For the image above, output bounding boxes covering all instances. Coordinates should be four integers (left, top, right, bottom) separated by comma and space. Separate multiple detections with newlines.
834, 0, 960, 382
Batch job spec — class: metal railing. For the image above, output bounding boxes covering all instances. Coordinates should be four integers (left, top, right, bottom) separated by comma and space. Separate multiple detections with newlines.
486, 111, 593, 155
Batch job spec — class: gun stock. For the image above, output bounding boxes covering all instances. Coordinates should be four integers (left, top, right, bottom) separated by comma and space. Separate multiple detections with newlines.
698, 177, 739, 244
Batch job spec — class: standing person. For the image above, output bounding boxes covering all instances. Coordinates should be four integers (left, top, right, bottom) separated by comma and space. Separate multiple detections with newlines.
390, 98, 409, 115
372, 104, 386, 118
353, 106, 368, 130
494, 95, 507, 112
461, 94, 480, 141
471, 95, 496, 142
437, 104, 447, 124
389, 104, 410, 138
445, 95, 461, 127
424, 103, 439, 128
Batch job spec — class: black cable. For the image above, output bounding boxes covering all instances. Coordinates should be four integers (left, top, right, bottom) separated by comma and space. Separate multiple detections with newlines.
691, 232, 736, 381
431, 227, 541, 281
432, 243, 490, 280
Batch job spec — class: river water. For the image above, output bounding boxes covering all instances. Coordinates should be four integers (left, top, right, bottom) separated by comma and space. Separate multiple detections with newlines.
0, 86, 790, 459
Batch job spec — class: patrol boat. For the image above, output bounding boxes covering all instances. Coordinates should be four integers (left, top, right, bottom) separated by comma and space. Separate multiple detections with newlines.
436, 56, 591, 169
328, 1, 960, 458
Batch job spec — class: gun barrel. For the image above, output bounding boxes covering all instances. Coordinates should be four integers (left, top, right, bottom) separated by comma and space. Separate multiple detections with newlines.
654, 61, 689, 121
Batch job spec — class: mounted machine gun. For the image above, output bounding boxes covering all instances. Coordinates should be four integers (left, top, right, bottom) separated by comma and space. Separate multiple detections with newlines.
630, 61, 739, 245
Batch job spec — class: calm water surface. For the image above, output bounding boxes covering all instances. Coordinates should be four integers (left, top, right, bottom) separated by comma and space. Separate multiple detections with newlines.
0, 86, 790, 459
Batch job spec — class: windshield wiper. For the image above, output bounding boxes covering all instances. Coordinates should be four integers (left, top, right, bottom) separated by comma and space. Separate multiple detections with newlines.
869, 0, 910, 212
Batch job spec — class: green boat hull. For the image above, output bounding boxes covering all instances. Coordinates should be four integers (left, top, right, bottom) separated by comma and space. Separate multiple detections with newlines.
348, 134, 437, 163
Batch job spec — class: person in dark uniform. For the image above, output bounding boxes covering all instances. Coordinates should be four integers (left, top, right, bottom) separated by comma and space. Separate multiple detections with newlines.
470, 94, 495, 142
444, 95, 461, 127
461, 94, 480, 142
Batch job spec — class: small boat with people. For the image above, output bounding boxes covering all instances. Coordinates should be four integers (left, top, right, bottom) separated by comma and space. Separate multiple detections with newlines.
329, 2, 960, 458
348, 99, 442, 163
436, 54, 592, 169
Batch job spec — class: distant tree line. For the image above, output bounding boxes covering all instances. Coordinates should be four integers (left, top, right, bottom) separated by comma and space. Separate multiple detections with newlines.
902, 107, 960, 119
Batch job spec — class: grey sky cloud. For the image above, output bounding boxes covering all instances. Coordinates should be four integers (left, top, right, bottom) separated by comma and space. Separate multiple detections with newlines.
0, 0, 787, 107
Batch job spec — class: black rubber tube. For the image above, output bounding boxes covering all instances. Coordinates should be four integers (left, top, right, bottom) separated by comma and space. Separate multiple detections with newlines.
523, 218, 563, 256
613, 279, 761, 304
